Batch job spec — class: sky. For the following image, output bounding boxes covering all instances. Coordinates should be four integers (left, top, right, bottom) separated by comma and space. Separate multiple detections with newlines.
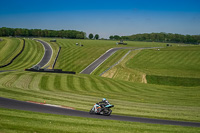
0, 0, 200, 38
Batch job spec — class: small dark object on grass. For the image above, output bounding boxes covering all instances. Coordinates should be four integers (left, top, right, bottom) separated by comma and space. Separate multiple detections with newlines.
50, 39, 56, 42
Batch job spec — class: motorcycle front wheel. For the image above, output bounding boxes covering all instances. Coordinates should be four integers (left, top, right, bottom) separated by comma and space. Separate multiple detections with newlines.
103, 109, 112, 116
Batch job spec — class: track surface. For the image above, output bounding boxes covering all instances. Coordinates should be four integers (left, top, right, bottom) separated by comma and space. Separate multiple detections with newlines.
35, 39, 52, 67
80, 47, 125, 74
0, 97, 200, 127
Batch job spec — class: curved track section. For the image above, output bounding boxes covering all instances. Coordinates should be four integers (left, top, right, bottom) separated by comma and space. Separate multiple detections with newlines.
0, 97, 200, 127
35, 39, 53, 67
80, 47, 126, 74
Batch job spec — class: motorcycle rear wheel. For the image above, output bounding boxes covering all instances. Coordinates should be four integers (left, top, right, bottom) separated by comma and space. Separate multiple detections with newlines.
89, 109, 95, 114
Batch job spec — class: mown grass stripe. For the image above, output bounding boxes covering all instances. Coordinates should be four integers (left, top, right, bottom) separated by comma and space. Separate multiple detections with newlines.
0, 38, 22, 66
54, 75, 61, 90
39, 75, 49, 90
13, 73, 33, 89
87, 76, 101, 92
0, 75, 18, 88
29, 73, 43, 90
47, 75, 55, 91
60, 74, 68, 91
78, 76, 88, 92
7, 39, 36, 69
66, 75, 76, 91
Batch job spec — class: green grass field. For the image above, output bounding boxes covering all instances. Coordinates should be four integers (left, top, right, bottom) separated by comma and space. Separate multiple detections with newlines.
0, 38, 199, 132
40, 38, 170, 72
0, 71, 199, 122
126, 46, 200, 78
0, 38, 23, 66
0, 38, 44, 70
101, 49, 147, 83
0, 108, 199, 133
126, 46, 200, 86
42, 38, 118, 72
102, 45, 200, 86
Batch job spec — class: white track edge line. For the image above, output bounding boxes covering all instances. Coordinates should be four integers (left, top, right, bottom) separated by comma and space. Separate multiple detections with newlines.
89, 50, 117, 74
79, 48, 114, 73
34, 39, 45, 67
34, 39, 53, 68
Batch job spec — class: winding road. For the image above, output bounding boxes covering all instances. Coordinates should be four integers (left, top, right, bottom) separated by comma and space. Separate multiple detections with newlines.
0, 97, 200, 127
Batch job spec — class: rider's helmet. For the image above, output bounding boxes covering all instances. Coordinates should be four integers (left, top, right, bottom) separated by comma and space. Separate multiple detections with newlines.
102, 98, 106, 102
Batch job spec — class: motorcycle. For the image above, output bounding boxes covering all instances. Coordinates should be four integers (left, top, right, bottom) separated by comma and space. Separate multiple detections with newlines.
89, 102, 114, 116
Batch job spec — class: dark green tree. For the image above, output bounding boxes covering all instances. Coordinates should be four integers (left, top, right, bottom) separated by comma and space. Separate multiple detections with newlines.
94, 34, 99, 40
113, 35, 121, 40
109, 35, 114, 40
89, 33, 93, 39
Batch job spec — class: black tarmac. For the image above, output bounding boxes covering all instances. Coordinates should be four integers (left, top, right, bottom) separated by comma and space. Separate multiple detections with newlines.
0, 97, 200, 127
36, 39, 52, 67
80, 47, 124, 74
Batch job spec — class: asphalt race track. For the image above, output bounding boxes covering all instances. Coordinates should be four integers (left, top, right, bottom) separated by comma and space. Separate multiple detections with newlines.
35, 39, 52, 67
80, 47, 129, 74
0, 97, 200, 127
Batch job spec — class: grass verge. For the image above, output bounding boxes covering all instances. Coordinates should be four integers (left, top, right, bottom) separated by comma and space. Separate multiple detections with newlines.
0, 108, 199, 133
147, 75, 200, 86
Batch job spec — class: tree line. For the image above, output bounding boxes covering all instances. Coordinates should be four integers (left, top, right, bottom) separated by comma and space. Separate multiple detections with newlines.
0, 27, 86, 39
110, 33, 200, 44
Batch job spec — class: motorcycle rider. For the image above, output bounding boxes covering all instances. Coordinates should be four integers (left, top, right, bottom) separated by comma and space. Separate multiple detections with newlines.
95, 98, 109, 113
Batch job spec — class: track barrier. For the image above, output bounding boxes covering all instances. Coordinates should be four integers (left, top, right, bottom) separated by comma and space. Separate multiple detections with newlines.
25, 68, 76, 74
52, 46, 61, 69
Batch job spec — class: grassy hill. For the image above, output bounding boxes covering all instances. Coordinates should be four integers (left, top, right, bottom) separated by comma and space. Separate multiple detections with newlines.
126, 46, 200, 86
0, 71, 199, 122
0, 38, 44, 70
0, 38, 199, 132
40, 38, 169, 72
102, 45, 200, 86
126, 46, 200, 78
0, 38, 23, 66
